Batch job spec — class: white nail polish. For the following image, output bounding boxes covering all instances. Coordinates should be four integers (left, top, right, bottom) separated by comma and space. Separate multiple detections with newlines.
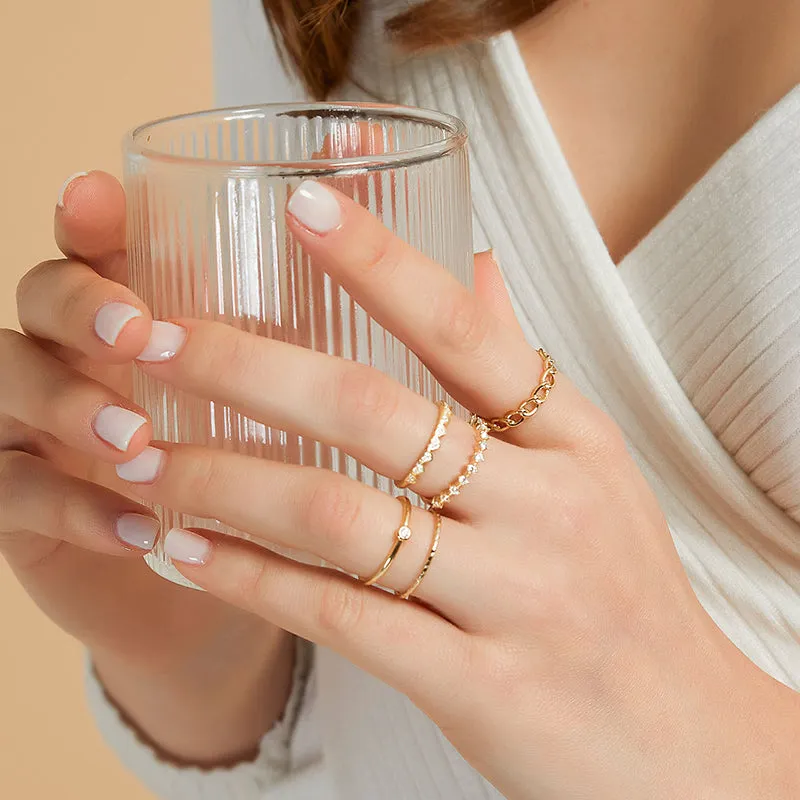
287, 180, 341, 233
94, 302, 143, 346
164, 528, 211, 565
94, 406, 148, 451
116, 446, 164, 483
115, 514, 159, 551
57, 171, 89, 208
137, 321, 187, 362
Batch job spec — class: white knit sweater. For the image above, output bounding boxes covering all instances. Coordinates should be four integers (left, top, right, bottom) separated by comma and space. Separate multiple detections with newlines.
86, 1, 800, 797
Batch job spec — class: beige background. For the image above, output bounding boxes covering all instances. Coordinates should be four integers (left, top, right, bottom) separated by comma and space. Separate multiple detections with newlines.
0, 2, 212, 797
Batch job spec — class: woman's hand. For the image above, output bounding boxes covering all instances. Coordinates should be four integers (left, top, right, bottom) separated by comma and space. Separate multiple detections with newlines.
0, 172, 293, 764
116, 180, 800, 799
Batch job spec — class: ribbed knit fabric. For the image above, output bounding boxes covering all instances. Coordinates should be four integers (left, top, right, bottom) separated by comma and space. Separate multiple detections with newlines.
85, 2, 800, 797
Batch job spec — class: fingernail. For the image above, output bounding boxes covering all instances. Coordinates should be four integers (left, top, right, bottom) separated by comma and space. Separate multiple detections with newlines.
287, 180, 341, 233
115, 514, 159, 551
116, 446, 164, 483
94, 302, 143, 347
137, 321, 187, 362
57, 171, 89, 209
94, 406, 148, 451
164, 528, 211, 566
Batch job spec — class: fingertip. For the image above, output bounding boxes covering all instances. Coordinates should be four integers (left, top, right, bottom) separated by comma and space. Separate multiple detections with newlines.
92, 405, 152, 460
55, 170, 122, 218
96, 304, 154, 362
123, 421, 154, 460
55, 171, 127, 266
114, 513, 160, 553
287, 180, 343, 235
56, 172, 90, 210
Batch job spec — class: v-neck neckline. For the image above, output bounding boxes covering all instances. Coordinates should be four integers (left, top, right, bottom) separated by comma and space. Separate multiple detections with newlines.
495, 30, 800, 275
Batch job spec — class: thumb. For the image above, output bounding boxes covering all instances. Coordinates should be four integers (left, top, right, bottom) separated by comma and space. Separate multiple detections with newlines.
54, 170, 128, 284
473, 250, 524, 334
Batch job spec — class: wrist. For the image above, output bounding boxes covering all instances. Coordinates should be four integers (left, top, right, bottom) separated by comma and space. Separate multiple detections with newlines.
687, 630, 800, 800
92, 621, 295, 766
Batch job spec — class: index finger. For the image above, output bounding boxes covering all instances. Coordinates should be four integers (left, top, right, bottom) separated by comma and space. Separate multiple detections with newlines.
55, 170, 128, 283
285, 181, 607, 453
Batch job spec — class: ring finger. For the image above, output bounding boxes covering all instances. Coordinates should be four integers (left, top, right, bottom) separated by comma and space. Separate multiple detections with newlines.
140, 319, 533, 520
117, 442, 508, 629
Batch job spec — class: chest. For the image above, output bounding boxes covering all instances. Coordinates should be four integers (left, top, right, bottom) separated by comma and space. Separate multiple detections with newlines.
514, 0, 800, 262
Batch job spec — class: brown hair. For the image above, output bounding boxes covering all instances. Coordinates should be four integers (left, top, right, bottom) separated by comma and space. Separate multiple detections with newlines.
261, 0, 555, 100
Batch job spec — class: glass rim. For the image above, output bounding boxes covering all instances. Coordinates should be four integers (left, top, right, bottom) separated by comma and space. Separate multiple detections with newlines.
124, 102, 468, 175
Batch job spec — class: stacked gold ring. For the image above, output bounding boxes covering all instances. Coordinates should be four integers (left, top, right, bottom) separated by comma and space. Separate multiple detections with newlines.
362, 347, 557, 602
397, 512, 441, 600
396, 401, 453, 489
361, 496, 413, 587
425, 415, 490, 510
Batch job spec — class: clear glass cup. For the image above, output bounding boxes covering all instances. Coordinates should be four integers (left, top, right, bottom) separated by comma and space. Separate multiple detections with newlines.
123, 103, 473, 585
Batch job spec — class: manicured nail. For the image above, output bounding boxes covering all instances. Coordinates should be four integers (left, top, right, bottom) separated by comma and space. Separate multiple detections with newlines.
136, 321, 187, 362
115, 514, 159, 551
94, 406, 148, 451
94, 302, 143, 347
164, 528, 211, 566
57, 171, 89, 208
116, 446, 164, 483
287, 180, 341, 233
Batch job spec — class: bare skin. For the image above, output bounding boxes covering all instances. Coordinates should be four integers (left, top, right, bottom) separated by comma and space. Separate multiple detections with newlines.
2, 0, 799, 777
516, 0, 800, 262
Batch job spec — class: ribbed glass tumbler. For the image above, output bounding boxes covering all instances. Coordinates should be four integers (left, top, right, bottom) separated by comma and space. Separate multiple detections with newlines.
123, 103, 473, 586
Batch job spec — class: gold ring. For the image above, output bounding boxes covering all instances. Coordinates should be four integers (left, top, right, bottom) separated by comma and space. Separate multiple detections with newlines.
426, 415, 490, 510
397, 512, 441, 600
396, 401, 453, 489
361, 496, 413, 587
480, 348, 557, 433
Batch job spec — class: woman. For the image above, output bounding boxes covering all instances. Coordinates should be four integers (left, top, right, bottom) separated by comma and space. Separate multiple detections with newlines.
2, 0, 799, 796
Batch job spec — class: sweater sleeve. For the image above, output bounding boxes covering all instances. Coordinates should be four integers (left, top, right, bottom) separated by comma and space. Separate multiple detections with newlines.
84, 636, 327, 800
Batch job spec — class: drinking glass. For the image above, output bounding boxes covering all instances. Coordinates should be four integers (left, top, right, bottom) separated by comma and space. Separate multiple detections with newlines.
123, 103, 473, 585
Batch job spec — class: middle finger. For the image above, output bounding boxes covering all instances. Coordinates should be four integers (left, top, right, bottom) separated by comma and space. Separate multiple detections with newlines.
139, 319, 530, 519
117, 443, 502, 629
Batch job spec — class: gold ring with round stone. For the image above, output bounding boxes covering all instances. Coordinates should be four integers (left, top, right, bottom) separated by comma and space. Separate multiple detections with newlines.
361, 496, 413, 587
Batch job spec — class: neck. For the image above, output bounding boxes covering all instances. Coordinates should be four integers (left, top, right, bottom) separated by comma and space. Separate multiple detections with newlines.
515, 0, 800, 261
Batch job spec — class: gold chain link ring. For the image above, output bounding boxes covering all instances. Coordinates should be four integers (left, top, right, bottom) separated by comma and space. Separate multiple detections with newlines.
482, 348, 557, 433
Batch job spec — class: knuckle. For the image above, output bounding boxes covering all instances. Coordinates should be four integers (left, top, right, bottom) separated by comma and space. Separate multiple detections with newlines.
244, 553, 277, 610
53, 483, 88, 542
305, 477, 364, 550
0, 451, 36, 530
48, 372, 91, 432
180, 451, 220, 506
435, 291, 490, 355
360, 229, 403, 278
204, 328, 261, 389
0, 449, 30, 490
466, 639, 530, 694
0, 416, 26, 449
316, 577, 366, 636
554, 487, 595, 534
59, 271, 98, 326
16, 260, 56, 312
334, 364, 400, 431
504, 560, 559, 625
579, 410, 629, 464
0, 328, 24, 360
